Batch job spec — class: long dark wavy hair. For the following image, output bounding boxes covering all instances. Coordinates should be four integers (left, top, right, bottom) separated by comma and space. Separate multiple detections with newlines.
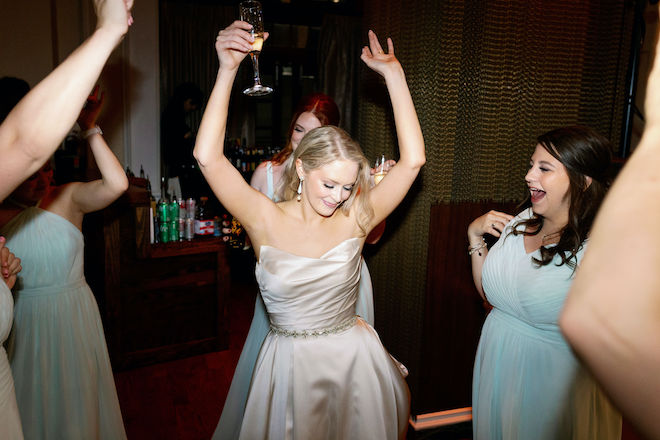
271, 93, 340, 164
512, 125, 613, 269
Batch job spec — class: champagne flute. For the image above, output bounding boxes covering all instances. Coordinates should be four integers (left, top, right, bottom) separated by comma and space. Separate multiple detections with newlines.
373, 154, 390, 185
239, 1, 273, 96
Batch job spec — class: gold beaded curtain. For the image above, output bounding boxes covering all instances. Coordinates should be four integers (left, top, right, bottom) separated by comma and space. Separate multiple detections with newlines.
358, 0, 632, 402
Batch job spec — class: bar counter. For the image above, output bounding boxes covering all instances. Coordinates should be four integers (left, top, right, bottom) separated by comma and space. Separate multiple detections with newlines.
84, 184, 230, 370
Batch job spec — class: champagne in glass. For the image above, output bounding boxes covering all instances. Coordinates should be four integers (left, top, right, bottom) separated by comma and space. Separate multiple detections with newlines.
240, 1, 272, 96
374, 155, 387, 185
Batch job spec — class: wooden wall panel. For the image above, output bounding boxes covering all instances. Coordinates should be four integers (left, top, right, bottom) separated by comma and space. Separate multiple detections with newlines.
416, 201, 518, 415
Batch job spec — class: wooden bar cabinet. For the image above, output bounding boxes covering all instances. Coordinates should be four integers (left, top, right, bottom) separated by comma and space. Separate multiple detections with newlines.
84, 184, 231, 370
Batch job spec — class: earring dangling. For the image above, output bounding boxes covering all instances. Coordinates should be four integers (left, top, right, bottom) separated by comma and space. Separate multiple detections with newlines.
296, 178, 304, 201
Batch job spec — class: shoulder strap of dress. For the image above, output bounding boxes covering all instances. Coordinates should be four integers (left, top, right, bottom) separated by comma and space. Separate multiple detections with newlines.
266, 161, 274, 200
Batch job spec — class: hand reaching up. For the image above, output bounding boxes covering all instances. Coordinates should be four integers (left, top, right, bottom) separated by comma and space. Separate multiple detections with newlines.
215, 21, 269, 71
360, 30, 402, 79
94, 0, 134, 34
78, 85, 105, 131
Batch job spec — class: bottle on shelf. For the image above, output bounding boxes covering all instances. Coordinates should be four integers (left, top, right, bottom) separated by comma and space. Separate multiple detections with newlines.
168, 198, 179, 242
178, 198, 186, 242
194, 196, 214, 236
213, 216, 221, 237
158, 177, 170, 243
147, 176, 157, 244
228, 217, 244, 249
185, 198, 195, 241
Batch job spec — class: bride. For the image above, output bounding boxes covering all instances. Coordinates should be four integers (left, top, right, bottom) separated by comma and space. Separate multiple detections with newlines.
194, 20, 425, 439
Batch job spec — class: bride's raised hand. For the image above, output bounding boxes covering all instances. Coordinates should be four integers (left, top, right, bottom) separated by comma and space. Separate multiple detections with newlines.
360, 30, 401, 78
215, 21, 269, 71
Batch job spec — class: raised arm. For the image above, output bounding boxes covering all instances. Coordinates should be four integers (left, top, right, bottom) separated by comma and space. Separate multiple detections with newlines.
70, 87, 128, 213
360, 31, 426, 227
0, 0, 133, 203
467, 211, 514, 300
559, 16, 660, 440
193, 21, 274, 232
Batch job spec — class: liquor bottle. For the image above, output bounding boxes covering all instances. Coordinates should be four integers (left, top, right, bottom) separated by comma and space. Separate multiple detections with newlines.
213, 216, 221, 237
178, 198, 186, 241
228, 217, 244, 249
185, 198, 195, 241
194, 196, 214, 236
158, 177, 170, 243
147, 176, 157, 244
168, 198, 179, 242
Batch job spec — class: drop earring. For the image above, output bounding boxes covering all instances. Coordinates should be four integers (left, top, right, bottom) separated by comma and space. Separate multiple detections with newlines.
296, 177, 304, 201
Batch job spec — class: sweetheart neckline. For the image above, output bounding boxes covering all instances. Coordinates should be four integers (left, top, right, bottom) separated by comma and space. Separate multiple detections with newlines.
258, 237, 361, 261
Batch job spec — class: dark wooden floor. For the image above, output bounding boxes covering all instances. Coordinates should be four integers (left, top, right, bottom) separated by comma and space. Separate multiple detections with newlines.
114, 270, 257, 440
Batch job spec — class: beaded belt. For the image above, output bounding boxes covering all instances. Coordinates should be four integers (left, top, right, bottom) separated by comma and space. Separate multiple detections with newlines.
270, 315, 357, 338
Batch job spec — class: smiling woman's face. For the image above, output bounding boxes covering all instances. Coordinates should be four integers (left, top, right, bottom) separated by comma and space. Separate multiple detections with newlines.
290, 112, 322, 152
299, 159, 359, 217
525, 144, 571, 225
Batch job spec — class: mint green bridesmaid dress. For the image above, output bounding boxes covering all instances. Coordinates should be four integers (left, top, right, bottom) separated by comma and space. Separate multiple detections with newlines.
1, 207, 126, 440
473, 209, 621, 439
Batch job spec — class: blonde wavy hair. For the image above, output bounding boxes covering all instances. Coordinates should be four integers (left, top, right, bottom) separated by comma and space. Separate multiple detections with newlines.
279, 126, 374, 235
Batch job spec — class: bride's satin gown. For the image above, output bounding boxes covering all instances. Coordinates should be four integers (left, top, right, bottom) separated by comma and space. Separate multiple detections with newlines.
236, 238, 409, 439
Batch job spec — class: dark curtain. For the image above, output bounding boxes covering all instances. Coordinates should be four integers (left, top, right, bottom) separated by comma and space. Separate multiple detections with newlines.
318, 14, 362, 135
160, 2, 253, 143
159, 0, 635, 417
357, 0, 633, 414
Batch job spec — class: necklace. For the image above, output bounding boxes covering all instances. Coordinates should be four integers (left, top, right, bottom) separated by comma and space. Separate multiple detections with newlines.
541, 230, 561, 243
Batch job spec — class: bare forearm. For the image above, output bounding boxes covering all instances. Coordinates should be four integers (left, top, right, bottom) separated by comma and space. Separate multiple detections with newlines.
4, 27, 124, 170
385, 68, 425, 169
194, 68, 237, 168
88, 133, 128, 194
70, 133, 127, 213
469, 238, 488, 300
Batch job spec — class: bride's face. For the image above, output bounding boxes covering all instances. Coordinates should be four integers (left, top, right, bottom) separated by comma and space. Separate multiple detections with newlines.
300, 159, 359, 217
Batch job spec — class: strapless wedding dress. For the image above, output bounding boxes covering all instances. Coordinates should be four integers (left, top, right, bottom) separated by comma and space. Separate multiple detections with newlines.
238, 238, 409, 439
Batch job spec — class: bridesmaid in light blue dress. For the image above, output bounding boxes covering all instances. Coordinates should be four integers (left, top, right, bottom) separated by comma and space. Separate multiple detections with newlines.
0, 4, 132, 438
0, 87, 129, 439
467, 126, 621, 439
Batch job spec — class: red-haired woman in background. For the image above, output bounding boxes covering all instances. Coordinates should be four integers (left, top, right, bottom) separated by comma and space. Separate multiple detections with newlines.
250, 93, 340, 201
